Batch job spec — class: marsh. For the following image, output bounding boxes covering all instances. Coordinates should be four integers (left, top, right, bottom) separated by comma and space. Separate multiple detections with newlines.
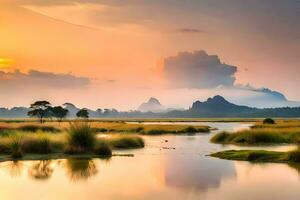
0, 122, 300, 200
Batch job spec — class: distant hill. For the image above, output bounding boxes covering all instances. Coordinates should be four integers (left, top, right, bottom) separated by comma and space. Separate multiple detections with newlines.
0, 107, 29, 118
190, 95, 256, 117
165, 95, 300, 118
138, 97, 165, 113
1, 95, 300, 118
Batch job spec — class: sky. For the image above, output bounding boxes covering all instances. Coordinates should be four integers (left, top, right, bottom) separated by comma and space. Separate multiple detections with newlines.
0, 0, 299, 110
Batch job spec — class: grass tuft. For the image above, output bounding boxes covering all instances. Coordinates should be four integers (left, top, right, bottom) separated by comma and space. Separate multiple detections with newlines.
9, 135, 23, 158
94, 141, 112, 157
108, 135, 145, 149
65, 122, 96, 153
263, 118, 275, 125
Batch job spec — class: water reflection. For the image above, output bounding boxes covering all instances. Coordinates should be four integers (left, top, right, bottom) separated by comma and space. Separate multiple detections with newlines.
6, 161, 24, 177
64, 159, 98, 182
165, 155, 236, 191
28, 160, 53, 181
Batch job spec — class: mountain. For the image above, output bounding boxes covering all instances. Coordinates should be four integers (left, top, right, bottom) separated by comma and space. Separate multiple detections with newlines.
0, 107, 29, 118
1, 96, 300, 118
138, 97, 165, 112
165, 95, 300, 118
189, 95, 256, 117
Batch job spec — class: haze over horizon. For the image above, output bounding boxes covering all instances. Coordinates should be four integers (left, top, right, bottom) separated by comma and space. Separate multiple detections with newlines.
0, 0, 299, 110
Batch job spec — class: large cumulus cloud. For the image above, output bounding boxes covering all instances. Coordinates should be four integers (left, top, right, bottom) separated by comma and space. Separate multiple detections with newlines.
163, 50, 237, 89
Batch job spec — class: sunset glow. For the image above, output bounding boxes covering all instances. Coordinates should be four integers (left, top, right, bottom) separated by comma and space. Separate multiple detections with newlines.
0, 0, 299, 110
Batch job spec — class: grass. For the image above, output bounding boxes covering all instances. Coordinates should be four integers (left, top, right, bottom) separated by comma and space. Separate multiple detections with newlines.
92, 123, 210, 134
94, 141, 112, 157
65, 122, 96, 153
211, 121, 300, 145
0, 121, 210, 135
210, 147, 300, 163
263, 118, 275, 124
0, 124, 61, 133
210, 120, 300, 163
10, 135, 23, 158
0, 118, 266, 123
106, 135, 145, 149
18, 125, 60, 132
0, 122, 145, 161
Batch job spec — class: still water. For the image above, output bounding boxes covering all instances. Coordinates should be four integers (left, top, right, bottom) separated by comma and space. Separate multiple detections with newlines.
0, 122, 299, 200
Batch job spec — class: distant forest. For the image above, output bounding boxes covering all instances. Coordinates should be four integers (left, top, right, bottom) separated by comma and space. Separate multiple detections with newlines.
1, 96, 300, 119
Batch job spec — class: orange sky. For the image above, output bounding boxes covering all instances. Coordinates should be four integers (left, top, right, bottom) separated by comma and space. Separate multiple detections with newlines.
0, 1, 299, 110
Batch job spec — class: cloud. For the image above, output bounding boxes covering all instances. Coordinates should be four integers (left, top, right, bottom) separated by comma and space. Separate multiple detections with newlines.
0, 70, 90, 91
176, 28, 205, 33
235, 84, 287, 101
163, 50, 237, 89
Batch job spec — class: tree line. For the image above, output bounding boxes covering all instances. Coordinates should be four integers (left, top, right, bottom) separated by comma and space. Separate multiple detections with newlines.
28, 101, 89, 123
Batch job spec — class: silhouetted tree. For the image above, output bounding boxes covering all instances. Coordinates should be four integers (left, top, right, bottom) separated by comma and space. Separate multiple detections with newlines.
51, 106, 69, 122
76, 109, 89, 119
27, 101, 51, 123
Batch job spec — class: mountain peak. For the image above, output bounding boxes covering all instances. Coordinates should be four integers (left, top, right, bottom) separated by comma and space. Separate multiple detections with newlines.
207, 95, 229, 104
191, 95, 239, 112
147, 97, 161, 105
138, 97, 164, 112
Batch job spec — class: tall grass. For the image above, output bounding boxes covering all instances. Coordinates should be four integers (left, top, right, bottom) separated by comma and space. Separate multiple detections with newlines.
22, 135, 53, 154
0, 122, 148, 160
9, 135, 23, 158
0, 121, 210, 135
107, 135, 145, 149
94, 141, 112, 157
211, 129, 300, 144
65, 122, 96, 154
288, 147, 300, 162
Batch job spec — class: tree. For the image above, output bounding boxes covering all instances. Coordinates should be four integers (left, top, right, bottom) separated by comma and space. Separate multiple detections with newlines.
51, 106, 69, 122
76, 109, 89, 119
27, 101, 51, 123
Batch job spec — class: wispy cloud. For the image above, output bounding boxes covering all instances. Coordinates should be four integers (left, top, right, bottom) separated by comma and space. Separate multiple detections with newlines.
176, 28, 205, 33
0, 69, 91, 90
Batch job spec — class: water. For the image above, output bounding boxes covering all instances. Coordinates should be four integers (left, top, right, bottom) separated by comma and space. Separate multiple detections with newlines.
0, 122, 299, 200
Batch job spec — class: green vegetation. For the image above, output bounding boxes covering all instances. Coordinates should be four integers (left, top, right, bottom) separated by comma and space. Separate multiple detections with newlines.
107, 135, 145, 149
50, 106, 69, 122
209, 120, 300, 163
18, 125, 60, 132
94, 141, 112, 157
210, 148, 300, 163
27, 101, 52, 123
263, 118, 275, 124
0, 117, 267, 123
76, 109, 89, 119
0, 122, 145, 161
211, 121, 300, 145
65, 122, 96, 153
10, 135, 23, 158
